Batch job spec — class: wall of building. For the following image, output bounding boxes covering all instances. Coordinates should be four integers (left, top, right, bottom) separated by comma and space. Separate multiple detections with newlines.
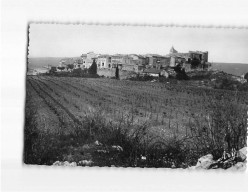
97, 68, 137, 79
97, 57, 111, 69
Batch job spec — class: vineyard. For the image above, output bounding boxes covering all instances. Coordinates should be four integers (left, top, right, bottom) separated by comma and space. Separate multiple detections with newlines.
24, 75, 248, 167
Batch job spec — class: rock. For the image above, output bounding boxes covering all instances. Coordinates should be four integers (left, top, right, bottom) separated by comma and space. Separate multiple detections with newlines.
97, 149, 109, 153
236, 147, 247, 162
53, 161, 62, 166
222, 159, 235, 169
227, 162, 246, 171
95, 140, 102, 146
78, 160, 93, 166
112, 145, 123, 152
195, 154, 215, 169
82, 144, 90, 149
69, 162, 77, 167
141, 156, 146, 160
52, 161, 77, 167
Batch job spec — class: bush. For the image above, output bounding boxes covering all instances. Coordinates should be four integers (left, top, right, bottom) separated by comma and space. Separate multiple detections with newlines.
67, 64, 74, 70
129, 74, 156, 81
213, 77, 248, 91
237, 82, 248, 91
49, 67, 57, 74
171, 65, 189, 80
57, 66, 65, 71
186, 99, 247, 160
72, 68, 87, 77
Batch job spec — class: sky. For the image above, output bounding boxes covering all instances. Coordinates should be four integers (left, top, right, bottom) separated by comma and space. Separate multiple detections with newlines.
29, 23, 248, 63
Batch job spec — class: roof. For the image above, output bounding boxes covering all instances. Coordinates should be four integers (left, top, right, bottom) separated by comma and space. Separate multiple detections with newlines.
143, 68, 161, 74
98, 55, 110, 58
169, 53, 190, 58
129, 54, 146, 59
146, 54, 168, 58
75, 59, 84, 64
189, 51, 208, 54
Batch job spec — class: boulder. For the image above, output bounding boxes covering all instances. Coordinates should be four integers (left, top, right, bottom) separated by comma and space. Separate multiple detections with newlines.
78, 160, 93, 166
53, 161, 77, 167
236, 147, 247, 162
112, 145, 123, 152
195, 154, 215, 169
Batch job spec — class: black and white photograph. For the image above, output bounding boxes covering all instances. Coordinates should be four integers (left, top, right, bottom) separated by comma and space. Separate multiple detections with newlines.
25, 23, 247, 170
2, 0, 248, 192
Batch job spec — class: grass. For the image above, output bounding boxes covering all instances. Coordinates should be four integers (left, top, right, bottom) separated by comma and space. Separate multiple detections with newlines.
24, 102, 193, 167
25, 100, 246, 167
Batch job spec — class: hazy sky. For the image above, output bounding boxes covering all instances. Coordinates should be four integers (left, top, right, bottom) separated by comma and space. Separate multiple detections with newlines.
29, 23, 248, 63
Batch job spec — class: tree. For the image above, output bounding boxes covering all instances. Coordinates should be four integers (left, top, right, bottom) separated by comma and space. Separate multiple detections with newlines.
67, 64, 74, 70
115, 65, 119, 79
244, 72, 248, 82
57, 66, 65, 71
171, 63, 189, 80
88, 59, 97, 75
49, 67, 57, 74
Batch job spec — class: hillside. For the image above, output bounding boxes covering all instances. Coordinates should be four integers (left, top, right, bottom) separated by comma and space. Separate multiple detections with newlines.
212, 62, 248, 76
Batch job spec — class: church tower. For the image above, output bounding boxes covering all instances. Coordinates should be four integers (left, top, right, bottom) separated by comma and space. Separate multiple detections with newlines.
170, 46, 178, 54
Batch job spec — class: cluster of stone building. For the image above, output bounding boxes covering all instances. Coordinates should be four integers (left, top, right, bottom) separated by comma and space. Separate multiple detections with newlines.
58, 47, 210, 75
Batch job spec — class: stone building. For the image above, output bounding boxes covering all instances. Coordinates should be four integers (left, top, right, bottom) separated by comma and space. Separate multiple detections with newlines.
168, 46, 209, 70
73, 59, 84, 69
81, 52, 98, 69
146, 54, 170, 69
189, 51, 208, 64
97, 55, 112, 69
129, 54, 148, 66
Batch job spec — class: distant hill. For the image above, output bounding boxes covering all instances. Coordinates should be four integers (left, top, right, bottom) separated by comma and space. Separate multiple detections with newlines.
28, 57, 81, 71
212, 62, 248, 76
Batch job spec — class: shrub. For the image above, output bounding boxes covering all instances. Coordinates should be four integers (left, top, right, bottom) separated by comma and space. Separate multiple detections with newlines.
74, 108, 191, 167
129, 74, 156, 81
237, 82, 248, 91
72, 68, 86, 77
49, 67, 57, 74
57, 66, 65, 71
186, 99, 247, 160
67, 64, 74, 70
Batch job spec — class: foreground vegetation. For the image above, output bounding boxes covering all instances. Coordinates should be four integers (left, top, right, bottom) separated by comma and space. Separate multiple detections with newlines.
24, 75, 247, 167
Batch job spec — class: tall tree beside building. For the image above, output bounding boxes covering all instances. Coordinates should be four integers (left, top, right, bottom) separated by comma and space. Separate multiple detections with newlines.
244, 72, 248, 82
88, 59, 97, 75
115, 65, 119, 79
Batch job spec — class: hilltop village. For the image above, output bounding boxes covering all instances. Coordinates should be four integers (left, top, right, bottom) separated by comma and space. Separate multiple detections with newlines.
54, 47, 211, 77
